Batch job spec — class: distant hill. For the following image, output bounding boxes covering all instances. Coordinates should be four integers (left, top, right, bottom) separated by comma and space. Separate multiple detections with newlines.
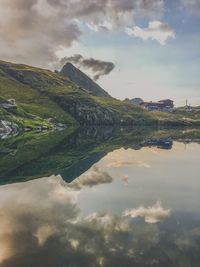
60, 62, 111, 97
125, 98, 144, 106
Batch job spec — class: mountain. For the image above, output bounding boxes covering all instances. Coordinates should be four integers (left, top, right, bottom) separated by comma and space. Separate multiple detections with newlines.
0, 59, 199, 134
60, 62, 111, 97
0, 59, 156, 131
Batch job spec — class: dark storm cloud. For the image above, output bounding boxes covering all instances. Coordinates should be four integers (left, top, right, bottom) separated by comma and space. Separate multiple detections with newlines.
82, 58, 115, 80
60, 54, 83, 65
0, 0, 164, 68
61, 54, 115, 80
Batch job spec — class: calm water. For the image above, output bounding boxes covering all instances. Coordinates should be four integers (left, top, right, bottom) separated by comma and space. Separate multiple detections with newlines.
0, 128, 200, 267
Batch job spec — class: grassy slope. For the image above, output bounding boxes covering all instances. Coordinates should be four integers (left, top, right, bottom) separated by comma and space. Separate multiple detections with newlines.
0, 62, 76, 125
148, 106, 200, 125
174, 106, 200, 120
0, 60, 156, 127
94, 96, 155, 122
0, 60, 199, 128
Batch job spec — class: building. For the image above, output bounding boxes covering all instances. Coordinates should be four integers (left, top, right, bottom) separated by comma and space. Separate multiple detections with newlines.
158, 99, 174, 108
140, 99, 174, 112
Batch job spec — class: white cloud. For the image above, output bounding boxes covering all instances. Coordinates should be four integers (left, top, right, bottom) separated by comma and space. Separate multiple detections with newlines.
0, 177, 160, 266
126, 20, 175, 45
67, 165, 113, 190
104, 149, 151, 171
123, 201, 171, 223
0, 0, 165, 67
107, 160, 150, 168
86, 21, 113, 32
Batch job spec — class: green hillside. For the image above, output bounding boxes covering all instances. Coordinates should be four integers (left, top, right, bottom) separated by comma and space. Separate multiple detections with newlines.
0, 60, 199, 133
0, 60, 157, 130
0, 61, 77, 125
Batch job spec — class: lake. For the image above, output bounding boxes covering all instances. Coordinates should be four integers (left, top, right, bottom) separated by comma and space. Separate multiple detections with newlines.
0, 127, 200, 267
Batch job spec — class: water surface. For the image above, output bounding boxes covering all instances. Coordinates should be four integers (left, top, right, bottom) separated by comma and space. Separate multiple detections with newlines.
0, 128, 200, 267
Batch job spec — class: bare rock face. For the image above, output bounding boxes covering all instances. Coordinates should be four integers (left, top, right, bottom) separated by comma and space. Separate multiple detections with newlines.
0, 120, 19, 139
0, 120, 12, 138
60, 63, 111, 98
0, 98, 17, 110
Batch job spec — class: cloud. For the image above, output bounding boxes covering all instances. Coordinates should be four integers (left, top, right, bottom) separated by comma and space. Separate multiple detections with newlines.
0, 176, 80, 265
121, 175, 129, 186
47, 0, 165, 31
60, 54, 115, 80
180, 0, 200, 15
86, 21, 113, 32
0, 176, 160, 267
126, 20, 175, 45
107, 160, 150, 168
175, 228, 200, 250
67, 165, 113, 190
104, 149, 151, 170
0, 0, 165, 67
123, 201, 171, 223
0, 0, 82, 68
0, 176, 199, 266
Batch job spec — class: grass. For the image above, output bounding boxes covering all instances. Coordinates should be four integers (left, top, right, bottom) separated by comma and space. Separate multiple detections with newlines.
0, 59, 158, 127
94, 96, 156, 123
0, 59, 199, 128
0, 62, 76, 124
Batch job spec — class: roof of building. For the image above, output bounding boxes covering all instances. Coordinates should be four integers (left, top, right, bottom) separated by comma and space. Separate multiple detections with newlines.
158, 99, 174, 103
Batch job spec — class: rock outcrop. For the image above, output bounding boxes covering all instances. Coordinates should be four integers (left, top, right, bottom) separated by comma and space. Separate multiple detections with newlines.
0, 120, 19, 139
0, 98, 17, 110
60, 62, 111, 98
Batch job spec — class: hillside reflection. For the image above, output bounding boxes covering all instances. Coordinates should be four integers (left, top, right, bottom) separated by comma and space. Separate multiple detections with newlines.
0, 129, 200, 266
0, 127, 199, 184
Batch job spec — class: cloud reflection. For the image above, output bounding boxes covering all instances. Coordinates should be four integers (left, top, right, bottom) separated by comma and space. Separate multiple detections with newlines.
123, 201, 171, 224
0, 177, 159, 267
0, 175, 199, 267
104, 148, 151, 169
67, 165, 113, 190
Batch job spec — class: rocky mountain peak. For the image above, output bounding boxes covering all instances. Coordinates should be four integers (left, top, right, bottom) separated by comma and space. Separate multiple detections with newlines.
60, 62, 111, 98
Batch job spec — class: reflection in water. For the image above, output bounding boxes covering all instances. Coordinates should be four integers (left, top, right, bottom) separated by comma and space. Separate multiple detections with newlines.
0, 167, 200, 267
0, 127, 199, 185
67, 165, 113, 190
123, 201, 171, 223
0, 128, 200, 266
0, 179, 159, 267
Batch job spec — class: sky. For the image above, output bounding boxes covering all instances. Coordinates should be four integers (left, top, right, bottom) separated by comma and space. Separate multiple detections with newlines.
0, 0, 199, 105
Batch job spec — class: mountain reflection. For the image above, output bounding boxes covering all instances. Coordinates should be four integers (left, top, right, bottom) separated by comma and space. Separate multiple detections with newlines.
0, 176, 200, 267
0, 129, 200, 266
0, 127, 199, 185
